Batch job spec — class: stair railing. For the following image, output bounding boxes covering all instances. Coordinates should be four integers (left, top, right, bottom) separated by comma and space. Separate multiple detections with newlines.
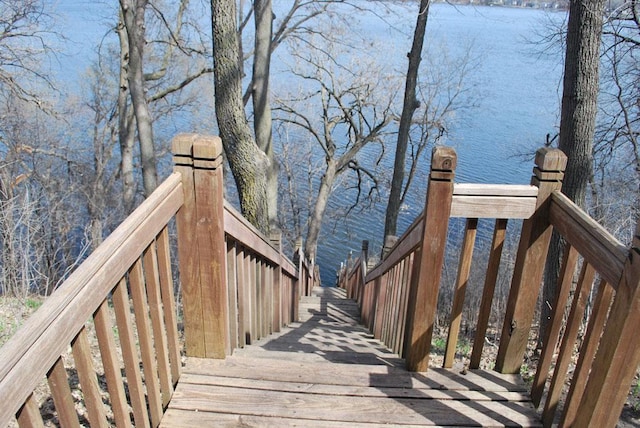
346, 145, 640, 427
0, 133, 309, 427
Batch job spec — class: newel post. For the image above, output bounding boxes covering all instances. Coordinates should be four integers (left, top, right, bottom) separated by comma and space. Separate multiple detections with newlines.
495, 147, 566, 373
173, 134, 229, 359
405, 146, 456, 372
573, 220, 640, 427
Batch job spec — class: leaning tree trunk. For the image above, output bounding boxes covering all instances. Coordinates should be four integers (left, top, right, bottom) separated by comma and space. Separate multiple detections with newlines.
304, 160, 337, 263
541, 0, 605, 341
211, 0, 270, 233
117, 15, 137, 213
383, 0, 431, 243
253, 0, 278, 230
120, 0, 158, 197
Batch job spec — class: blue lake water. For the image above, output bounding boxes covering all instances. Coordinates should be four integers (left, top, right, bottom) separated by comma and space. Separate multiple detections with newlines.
53, 2, 566, 284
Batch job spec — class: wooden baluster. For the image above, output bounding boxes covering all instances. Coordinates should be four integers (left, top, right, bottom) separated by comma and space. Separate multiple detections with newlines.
271, 231, 283, 333
129, 258, 163, 427
561, 279, 614, 426
16, 394, 44, 428
156, 226, 181, 385
93, 300, 131, 428
142, 242, 172, 407
470, 218, 507, 369
495, 147, 567, 374
71, 327, 109, 428
226, 240, 239, 351
542, 262, 595, 426
47, 357, 80, 428
530, 244, 579, 406
405, 146, 456, 372
574, 221, 640, 427
112, 279, 149, 428
444, 217, 478, 368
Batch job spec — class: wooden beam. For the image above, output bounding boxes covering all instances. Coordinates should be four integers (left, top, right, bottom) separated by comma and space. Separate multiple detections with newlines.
405, 146, 456, 372
495, 147, 567, 374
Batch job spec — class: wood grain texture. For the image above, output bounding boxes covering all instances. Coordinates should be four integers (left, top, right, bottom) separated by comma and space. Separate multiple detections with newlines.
444, 218, 478, 368
0, 174, 182, 427
549, 191, 626, 287
161, 286, 540, 427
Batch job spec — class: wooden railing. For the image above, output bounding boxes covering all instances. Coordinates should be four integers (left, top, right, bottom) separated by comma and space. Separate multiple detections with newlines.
339, 146, 640, 427
0, 133, 312, 427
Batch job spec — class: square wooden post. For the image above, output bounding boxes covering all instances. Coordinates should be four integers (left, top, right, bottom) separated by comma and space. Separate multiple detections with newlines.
495, 147, 566, 373
573, 221, 640, 427
404, 146, 456, 372
173, 134, 229, 359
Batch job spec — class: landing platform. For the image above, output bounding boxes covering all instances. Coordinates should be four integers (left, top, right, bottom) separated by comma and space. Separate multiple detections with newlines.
161, 287, 541, 427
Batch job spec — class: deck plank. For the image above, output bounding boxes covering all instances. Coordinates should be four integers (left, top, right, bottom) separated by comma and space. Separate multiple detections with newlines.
162, 287, 541, 427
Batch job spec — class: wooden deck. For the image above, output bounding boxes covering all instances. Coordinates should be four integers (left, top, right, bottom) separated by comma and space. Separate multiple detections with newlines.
161, 287, 541, 427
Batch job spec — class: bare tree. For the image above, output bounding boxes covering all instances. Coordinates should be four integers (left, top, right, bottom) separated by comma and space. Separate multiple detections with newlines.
119, 0, 158, 197
275, 41, 396, 262
384, 0, 431, 243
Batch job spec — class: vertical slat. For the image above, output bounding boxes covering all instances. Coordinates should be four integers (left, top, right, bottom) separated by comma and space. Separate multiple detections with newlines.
496, 147, 567, 373
405, 147, 456, 372
47, 357, 80, 428
561, 279, 614, 426
373, 275, 387, 340
470, 218, 507, 369
16, 393, 44, 428
542, 262, 596, 426
397, 253, 414, 355
71, 326, 108, 428
444, 217, 478, 368
273, 264, 282, 333
392, 261, 405, 352
192, 138, 229, 358
156, 226, 181, 386
93, 299, 132, 428
249, 254, 258, 344
574, 223, 640, 427
237, 246, 248, 347
129, 260, 163, 427
142, 243, 173, 408
531, 244, 579, 406
227, 239, 239, 351
112, 278, 150, 428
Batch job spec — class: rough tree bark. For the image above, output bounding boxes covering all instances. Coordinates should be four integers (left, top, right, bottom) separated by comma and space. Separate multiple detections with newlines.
383, 0, 431, 242
541, 0, 605, 339
116, 14, 137, 214
252, 0, 278, 230
119, 0, 158, 197
211, 0, 270, 233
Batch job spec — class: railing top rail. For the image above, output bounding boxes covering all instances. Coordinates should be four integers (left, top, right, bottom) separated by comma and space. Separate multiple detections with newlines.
549, 190, 627, 287
223, 201, 297, 277
0, 173, 184, 426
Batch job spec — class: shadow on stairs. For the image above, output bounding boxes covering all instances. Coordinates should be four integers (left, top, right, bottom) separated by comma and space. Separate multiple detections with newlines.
161, 286, 541, 427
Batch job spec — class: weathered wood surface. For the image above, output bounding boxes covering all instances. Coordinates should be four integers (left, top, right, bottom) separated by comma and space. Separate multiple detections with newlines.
162, 286, 541, 427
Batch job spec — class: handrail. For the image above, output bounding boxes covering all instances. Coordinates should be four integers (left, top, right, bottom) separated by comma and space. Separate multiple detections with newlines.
341, 145, 640, 427
0, 133, 311, 427
0, 173, 184, 427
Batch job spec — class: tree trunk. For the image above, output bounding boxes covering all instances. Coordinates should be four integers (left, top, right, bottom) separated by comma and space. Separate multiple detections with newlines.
383, 0, 431, 242
541, 0, 604, 340
120, 0, 158, 197
211, 0, 270, 233
253, 0, 278, 230
117, 15, 137, 213
304, 160, 337, 263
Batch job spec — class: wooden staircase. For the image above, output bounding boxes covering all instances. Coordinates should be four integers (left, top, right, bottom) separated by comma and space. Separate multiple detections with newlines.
161, 287, 541, 427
